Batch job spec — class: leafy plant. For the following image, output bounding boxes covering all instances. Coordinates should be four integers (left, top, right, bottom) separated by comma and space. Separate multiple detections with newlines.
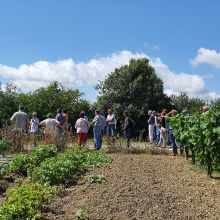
0, 183, 55, 220
75, 206, 91, 220
85, 174, 106, 183
0, 139, 10, 155
0, 162, 9, 179
9, 153, 30, 175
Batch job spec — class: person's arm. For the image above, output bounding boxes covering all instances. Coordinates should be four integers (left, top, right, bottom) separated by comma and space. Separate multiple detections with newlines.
91, 116, 97, 125
39, 120, 46, 127
124, 118, 129, 130
10, 113, 16, 122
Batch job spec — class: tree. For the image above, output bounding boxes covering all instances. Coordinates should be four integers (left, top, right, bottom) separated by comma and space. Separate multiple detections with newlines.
96, 58, 172, 132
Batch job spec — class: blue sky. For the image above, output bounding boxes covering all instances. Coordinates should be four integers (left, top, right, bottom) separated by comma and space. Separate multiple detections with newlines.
0, 0, 220, 101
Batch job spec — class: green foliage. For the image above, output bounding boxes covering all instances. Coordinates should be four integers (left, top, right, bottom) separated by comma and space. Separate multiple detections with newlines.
30, 144, 57, 166
85, 174, 106, 183
0, 139, 10, 154
9, 145, 58, 175
0, 81, 90, 127
171, 92, 205, 113
29, 147, 111, 186
0, 162, 9, 179
9, 153, 31, 175
0, 183, 55, 220
96, 58, 172, 132
171, 110, 220, 176
75, 206, 91, 220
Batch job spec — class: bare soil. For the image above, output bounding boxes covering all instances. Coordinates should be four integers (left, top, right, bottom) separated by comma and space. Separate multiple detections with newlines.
45, 153, 220, 220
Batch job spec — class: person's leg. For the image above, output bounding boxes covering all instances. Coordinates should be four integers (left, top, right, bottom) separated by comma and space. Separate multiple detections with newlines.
169, 129, 177, 155
156, 126, 160, 144
149, 125, 154, 143
77, 133, 81, 148
161, 131, 166, 148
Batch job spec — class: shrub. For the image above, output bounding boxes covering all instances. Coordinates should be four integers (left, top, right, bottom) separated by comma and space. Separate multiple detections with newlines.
85, 174, 106, 183
0, 162, 9, 179
0, 183, 55, 220
9, 153, 30, 175
0, 139, 10, 155
30, 144, 57, 166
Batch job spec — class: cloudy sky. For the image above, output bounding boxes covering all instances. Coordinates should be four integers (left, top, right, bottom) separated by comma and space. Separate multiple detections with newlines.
0, 0, 220, 101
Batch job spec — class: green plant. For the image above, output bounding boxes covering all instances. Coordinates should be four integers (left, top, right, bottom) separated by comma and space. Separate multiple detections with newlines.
85, 174, 106, 183
9, 153, 30, 175
75, 206, 91, 220
30, 144, 57, 166
0, 139, 10, 154
0, 162, 9, 179
0, 183, 55, 220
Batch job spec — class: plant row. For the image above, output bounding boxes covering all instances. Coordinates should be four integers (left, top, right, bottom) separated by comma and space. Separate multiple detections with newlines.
0, 145, 111, 219
170, 110, 220, 176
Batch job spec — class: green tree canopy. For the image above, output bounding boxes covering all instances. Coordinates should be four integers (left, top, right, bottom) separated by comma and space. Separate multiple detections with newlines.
96, 58, 172, 131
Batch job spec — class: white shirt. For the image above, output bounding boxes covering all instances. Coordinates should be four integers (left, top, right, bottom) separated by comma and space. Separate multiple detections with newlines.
107, 114, 116, 125
40, 118, 60, 133
30, 117, 40, 133
75, 118, 89, 133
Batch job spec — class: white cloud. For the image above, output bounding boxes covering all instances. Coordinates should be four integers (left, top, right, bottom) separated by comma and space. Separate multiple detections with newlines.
191, 48, 220, 68
0, 50, 219, 100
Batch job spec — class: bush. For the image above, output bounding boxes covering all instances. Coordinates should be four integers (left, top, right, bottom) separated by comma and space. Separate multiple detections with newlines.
0, 139, 10, 155
0, 162, 9, 179
30, 144, 57, 166
9, 153, 30, 175
0, 183, 55, 220
29, 147, 111, 186
9, 145, 58, 176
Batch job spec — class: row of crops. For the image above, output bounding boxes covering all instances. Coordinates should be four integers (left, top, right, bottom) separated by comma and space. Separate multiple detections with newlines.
171, 110, 220, 176
0, 145, 111, 219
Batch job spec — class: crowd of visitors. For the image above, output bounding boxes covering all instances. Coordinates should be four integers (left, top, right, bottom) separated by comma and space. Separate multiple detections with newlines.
9, 105, 209, 154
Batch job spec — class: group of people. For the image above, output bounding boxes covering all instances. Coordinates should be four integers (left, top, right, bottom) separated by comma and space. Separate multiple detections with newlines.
10, 106, 69, 145
9, 105, 182, 154
147, 109, 178, 156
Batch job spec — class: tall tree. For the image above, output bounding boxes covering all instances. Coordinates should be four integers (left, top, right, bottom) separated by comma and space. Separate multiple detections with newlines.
96, 58, 172, 131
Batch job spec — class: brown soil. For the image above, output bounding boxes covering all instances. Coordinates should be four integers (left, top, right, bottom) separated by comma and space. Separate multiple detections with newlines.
44, 154, 220, 220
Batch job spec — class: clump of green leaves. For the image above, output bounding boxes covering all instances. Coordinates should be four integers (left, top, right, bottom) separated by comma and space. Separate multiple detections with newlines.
0, 139, 10, 155
0, 183, 55, 220
9, 145, 57, 176
75, 206, 91, 220
85, 174, 106, 183
0, 162, 9, 179
29, 147, 111, 186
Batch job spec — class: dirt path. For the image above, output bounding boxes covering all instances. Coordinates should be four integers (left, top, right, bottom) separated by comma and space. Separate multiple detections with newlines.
45, 154, 220, 220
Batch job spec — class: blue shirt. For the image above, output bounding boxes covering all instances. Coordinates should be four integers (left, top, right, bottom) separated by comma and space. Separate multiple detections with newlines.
56, 114, 64, 125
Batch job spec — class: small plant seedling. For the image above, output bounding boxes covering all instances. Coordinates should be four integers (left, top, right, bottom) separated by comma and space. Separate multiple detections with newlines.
75, 205, 91, 220
85, 174, 106, 183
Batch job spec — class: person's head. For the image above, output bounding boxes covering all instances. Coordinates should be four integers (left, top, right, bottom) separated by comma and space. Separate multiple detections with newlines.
108, 109, 112, 115
171, 109, 177, 116
57, 108, 62, 114
161, 112, 166, 117
47, 113, 53, 118
123, 110, 129, 117
62, 109, 67, 114
152, 111, 156, 116
202, 106, 209, 113
32, 112, 37, 118
148, 110, 152, 115
95, 109, 100, 115
19, 106, 24, 111
162, 109, 167, 114
79, 111, 85, 118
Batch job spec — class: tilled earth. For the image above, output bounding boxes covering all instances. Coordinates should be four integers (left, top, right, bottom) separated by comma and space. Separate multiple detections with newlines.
45, 154, 220, 220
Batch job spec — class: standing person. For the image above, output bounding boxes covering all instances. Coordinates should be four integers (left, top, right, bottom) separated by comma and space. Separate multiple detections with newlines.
167, 110, 178, 156
91, 110, 102, 150
30, 112, 40, 147
11, 106, 29, 132
39, 113, 60, 144
106, 109, 116, 139
157, 112, 167, 148
62, 109, 69, 128
100, 112, 107, 146
123, 110, 133, 148
148, 110, 156, 144
75, 111, 89, 148
55, 108, 64, 136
